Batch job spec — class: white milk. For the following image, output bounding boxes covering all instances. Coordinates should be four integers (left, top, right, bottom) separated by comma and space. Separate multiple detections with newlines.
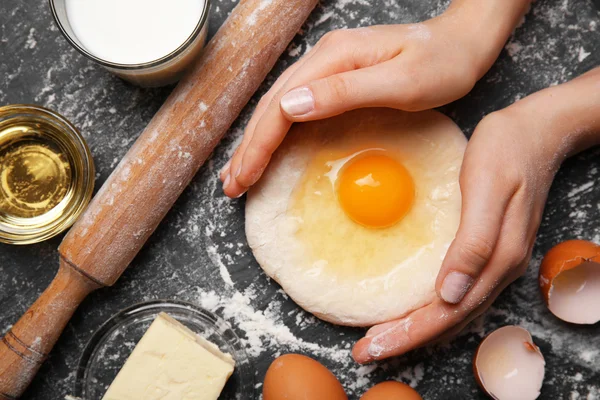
66, 0, 205, 65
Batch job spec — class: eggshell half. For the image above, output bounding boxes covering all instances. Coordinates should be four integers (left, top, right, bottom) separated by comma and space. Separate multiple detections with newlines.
539, 240, 600, 324
263, 354, 348, 400
360, 381, 422, 400
473, 326, 545, 400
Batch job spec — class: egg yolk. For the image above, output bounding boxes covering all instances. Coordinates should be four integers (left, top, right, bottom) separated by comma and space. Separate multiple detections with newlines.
337, 152, 414, 228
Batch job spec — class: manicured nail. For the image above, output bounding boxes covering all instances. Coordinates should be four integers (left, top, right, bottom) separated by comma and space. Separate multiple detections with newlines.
220, 160, 231, 178
235, 189, 247, 199
280, 87, 315, 117
440, 272, 474, 304
223, 174, 231, 190
353, 344, 373, 364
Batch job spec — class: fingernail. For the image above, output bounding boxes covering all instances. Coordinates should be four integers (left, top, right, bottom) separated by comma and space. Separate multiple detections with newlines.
235, 189, 247, 199
440, 272, 474, 304
235, 162, 243, 178
223, 174, 231, 190
280, 87, 315, 117
220, 160, 231, 177
353, 344, 373, 364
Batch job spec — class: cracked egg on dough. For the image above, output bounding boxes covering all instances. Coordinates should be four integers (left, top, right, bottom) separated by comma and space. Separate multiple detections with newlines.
246, 108, 466, 326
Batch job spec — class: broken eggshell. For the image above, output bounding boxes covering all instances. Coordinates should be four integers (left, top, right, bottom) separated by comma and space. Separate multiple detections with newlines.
539, 239, 600, 324
473, 326, 545, 400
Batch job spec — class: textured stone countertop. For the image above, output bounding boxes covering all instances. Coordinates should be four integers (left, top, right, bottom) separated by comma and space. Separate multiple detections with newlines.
1, 1, 599, 399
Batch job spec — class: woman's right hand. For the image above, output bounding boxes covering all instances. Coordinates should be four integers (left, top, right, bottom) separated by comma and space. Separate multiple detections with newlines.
221, 0, 532, 198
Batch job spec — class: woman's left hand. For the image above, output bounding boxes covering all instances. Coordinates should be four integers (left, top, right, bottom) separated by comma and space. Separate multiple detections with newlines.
351, 69, 600, 362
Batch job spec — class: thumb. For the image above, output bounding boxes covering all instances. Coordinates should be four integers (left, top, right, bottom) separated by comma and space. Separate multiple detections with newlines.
435, 173, 512, 304
279, 62, 414, 121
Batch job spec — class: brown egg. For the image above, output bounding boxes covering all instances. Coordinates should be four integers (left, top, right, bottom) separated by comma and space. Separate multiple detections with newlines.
263, 354, 347, 400
360, 381, 422, 400
538, 239, 600, 324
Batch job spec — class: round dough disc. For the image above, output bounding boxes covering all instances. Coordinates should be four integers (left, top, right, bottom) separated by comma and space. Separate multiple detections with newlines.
246, 108, 466, 326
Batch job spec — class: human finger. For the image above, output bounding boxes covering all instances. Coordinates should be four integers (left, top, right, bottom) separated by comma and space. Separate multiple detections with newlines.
435, 162, 515, 304
279, 60, 415, 121
221, 40, 325, 185
231, 29, 399, 193
353, 194, 534, 363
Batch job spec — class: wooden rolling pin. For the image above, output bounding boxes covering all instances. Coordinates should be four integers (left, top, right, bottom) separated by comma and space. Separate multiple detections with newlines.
0, 0, 317, 397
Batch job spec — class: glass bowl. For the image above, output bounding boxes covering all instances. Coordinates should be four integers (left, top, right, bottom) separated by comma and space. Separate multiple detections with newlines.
74, 300, 254, 399
0, 104, 94, 245
49, 0, 210, 87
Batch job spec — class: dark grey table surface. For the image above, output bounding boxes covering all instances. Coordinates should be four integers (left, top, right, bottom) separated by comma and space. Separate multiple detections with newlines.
1, 1, 599, 399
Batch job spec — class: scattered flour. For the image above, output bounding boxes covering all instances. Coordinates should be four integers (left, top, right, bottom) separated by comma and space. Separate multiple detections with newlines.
315, 10, 335, 26
287, 43, 303, 57
580, 349, 599, 363
568, 181, 595, 198
578, 47, 591, 62
25, 27, 37, 49
1, 0, 598, 398
206, 244, 234, 287
198, 287, 348, 360
501, 0, 598, 94
505, 41, 524, 58
569, 209, 588, 223
397, 363, 425, 387
334, 0, 371, 10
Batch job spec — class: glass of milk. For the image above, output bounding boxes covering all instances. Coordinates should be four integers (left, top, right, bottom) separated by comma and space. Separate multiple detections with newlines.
50, 0, 210, 87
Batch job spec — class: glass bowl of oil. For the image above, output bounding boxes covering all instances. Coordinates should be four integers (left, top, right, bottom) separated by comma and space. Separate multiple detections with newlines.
0, 104, 94, 245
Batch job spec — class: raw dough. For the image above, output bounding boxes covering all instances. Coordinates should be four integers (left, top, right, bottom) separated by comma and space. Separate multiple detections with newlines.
246, 108, 466, 326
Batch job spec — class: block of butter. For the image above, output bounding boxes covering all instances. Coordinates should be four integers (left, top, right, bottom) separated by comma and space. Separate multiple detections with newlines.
102, 312, 235, 400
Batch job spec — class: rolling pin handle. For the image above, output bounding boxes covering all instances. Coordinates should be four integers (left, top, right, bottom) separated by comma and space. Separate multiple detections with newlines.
0, 258, 101, 399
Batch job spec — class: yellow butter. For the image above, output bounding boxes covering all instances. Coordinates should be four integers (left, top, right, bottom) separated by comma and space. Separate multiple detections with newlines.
102, 312, 235, 400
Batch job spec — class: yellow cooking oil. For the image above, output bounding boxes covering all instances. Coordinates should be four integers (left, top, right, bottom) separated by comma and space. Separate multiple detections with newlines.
0, 126, 72, 218
0, 105, 94, 244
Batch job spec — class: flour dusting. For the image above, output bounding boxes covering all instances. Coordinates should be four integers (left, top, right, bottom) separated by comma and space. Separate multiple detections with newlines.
26, 28, 37, 49
578, 47, 591, 63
